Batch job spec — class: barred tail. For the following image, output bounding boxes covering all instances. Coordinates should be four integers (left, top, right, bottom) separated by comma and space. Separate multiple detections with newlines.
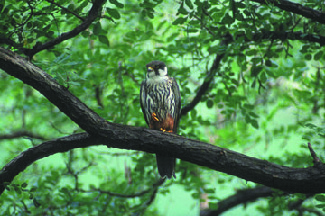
156, 155, 176, 179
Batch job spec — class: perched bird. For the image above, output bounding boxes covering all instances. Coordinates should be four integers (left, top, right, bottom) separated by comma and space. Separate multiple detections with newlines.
140, 60, 181, 179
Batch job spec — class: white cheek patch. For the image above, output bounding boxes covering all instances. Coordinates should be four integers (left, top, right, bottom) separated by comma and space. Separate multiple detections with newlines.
148, 72, 155, 78
158, 67, 168, 76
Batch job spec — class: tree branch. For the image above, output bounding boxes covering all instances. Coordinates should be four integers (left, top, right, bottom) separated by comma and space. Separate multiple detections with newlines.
181, 33, 233, 116
1, 127, 325, 196
308, 142, 322, 166
251, 0, 325, 24
201, 187, 316, 215
79, 178, 165, 198
249, 31, 325, 46
45, 0, 85, 21
0, 38, 20, 48
0, 47, 109, 135
21, 0, 106, 59
0, 130, 46, 140
1, 48, 325, 196
200, 186, 275, 215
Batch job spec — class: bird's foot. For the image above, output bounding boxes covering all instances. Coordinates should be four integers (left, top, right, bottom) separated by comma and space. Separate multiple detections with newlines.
160, 128, 173, 133
152, 112, 159, 122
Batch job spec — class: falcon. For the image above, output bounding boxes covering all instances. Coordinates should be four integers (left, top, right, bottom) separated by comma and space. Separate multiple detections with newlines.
140, 60, 181, 179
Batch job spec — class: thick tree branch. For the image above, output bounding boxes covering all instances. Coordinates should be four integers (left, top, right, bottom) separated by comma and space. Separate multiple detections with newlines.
21, 0, 105, 59
1, 127, 325, 196
251, 0, 325, 24
0, 47, 110, 135
200, 186, 275, 216
1, 48, 325, 196
201, 187, 316, 215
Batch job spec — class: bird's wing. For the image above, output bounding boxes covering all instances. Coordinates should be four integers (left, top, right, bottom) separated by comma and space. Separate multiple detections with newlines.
140, 80, 150, 126
171, 77, 181, 133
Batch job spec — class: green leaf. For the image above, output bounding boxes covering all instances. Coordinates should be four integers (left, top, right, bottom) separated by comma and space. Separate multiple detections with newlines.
33, 198, 41, 208
107, 8, 121, 19
98, 35, 110, 46
109, 0, 124, 8
185, 0, 194, 9
260, 71, 267, 83
172, 17, 188, 25
315, 194, 325, 202
316, 204, 325, 208
209, 202, 218, 210
252, 57, 262, 64
222, 13, 234, 24
125, 31, 136, 40
206, 99, 213, 108
305, 123, 317, 129
0, 3, 5, 13
204, 188, 215, 193
178, 6, 188, 15
191, 109, 197, 119
249, 111, 259, 118
140, 31, 153, 40
265, 59, 278, 67
93, 22, 102, 35
250, 119, 259, 129
251, 66, 263, 77
302, 134, 311, 140
314, 51, 323, 60
60, 187, 70, 194
191, 192, 200, 199
304, 53, 312, 60
29, 186, 37, 193
246, 49, 256, 56
14, 185, 22, 194
246, 30, 253, 40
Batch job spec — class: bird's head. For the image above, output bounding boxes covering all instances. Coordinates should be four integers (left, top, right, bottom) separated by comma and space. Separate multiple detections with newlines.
146, 60, 168, 79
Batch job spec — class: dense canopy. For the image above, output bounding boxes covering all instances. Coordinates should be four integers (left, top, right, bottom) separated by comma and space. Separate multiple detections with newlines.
0, 0, 324, 215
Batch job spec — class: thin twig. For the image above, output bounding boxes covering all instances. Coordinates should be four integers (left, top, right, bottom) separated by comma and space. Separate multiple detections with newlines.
79, 178, 165, 198
181, 33, 233, 116
308, 142, 322, 166
0, 130, 46, 140
22, 0, 106, 59
46, 0, 85, 21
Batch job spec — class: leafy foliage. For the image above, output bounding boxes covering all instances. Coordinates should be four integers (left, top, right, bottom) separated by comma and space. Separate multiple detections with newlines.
0, 0, 324, 215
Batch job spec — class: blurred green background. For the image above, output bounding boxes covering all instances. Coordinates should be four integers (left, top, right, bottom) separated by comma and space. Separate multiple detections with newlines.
0, 0, 324, 215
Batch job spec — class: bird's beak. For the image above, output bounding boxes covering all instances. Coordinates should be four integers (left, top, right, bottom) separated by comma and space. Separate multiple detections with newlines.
147, 67, 153, 72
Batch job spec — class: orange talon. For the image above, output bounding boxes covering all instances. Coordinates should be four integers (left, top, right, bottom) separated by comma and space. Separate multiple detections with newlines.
160, 128, 166, 132
152, 112, 159, 122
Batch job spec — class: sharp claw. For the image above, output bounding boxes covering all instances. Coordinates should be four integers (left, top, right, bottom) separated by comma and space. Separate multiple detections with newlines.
159, 128, 173, 133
